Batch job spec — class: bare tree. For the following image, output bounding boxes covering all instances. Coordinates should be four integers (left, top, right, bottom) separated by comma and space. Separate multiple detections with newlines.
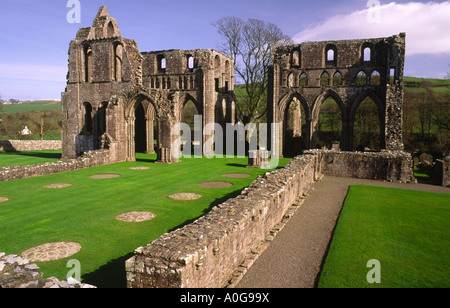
213, 17, 292, 125
446, 64, 450, 79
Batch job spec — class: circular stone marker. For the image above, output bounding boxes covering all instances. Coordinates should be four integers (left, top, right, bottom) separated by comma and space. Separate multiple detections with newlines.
89, 174, 121, 179
168, 193, 202, 201
129, 167, 150, 170
44, 183, 72, 189
198, 182, 233, 188
0, 197, 9, 203
222, 173, 252, 178
21, 242, 82, 262
116, 211, 156, 223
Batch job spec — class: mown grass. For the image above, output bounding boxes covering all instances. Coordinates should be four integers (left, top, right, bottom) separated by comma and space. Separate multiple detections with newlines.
0, 152, 290, 287
318, 185, 450, 288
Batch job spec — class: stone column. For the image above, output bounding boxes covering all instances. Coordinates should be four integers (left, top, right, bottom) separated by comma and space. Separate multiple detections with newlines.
145, 117, 155, 154
126, 116, 135, 161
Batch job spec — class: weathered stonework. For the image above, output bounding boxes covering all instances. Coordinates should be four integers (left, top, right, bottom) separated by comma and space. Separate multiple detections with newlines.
267, 34, 406, 156
126, 154, 319, 288
61, 6, 236, 164
305, 149, 415, 183
436, 157, 450, 187
0, 253, 96, 288
0, 140, 61, 152
0, 149, 116, 182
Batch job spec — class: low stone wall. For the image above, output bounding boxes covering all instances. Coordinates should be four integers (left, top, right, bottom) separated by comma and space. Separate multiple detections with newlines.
0, 149, 119, 182
0, 140, 62, 152
306, 150, 415, 183
126, 154, 320, 288
436, 157, 450, 187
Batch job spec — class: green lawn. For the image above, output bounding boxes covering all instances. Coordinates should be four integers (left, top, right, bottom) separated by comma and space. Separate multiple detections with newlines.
0, 153, 290, 288
1, 101, 62, 113
318, 185, 450, 288
0, 150, 62, 168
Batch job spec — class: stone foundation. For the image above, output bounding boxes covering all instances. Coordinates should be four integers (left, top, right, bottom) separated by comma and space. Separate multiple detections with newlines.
0, 140, 62, 152
126, 154, 319, 288
306, 150, 415, 183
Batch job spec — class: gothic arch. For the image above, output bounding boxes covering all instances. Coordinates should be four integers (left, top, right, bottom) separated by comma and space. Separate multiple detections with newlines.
311, 89, 346, 122
349, 90, 386, 150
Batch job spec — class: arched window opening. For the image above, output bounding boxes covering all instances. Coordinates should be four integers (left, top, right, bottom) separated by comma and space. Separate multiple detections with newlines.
333, 71, 342, 86
84, 46, 93, 83
327, 49, 335, 62
364, 47, 371, 62
370, 70, 381, 86
284, 98, 307, 157
288, 73, 295, 88
107, 21, 115, 37
292, 50, 300, 67
157, 55, 166, 72
320, 71, 330, 87
353, 97, 381, 151
325, 45, 337, 66
188, 56, 194, 70
317, 97, 342, 149
83, 102, 93, 134
214, 55, 221, 71
299, 73, 308, 87
357, 71, 367, 86
135, 102, 147, 154
97, 102, 108, 136
181, 100, 201, 154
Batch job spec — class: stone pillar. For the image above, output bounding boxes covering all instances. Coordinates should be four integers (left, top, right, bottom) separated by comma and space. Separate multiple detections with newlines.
126, 116, 136, 161
145, 117, 155, 154
385, 84, 405, 151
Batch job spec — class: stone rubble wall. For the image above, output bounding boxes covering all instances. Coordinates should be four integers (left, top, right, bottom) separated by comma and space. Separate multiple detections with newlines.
0, 140, 62, 152
0, 149, 119, 182
306, 150, 415, 183
126, 154, 320, 288
0, 253, 96, 288
436, 157, 450, 187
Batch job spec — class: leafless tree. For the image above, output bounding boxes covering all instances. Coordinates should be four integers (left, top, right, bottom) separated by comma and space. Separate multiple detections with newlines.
213, 17, 292, 125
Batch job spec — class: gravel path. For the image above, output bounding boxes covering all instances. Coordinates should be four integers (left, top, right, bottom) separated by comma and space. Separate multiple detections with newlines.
237, 176, 449, 288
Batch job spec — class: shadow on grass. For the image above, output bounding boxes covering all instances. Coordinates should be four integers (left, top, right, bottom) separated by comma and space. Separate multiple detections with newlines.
80, 188, 244, 288
1, 150, 61, 160
82, 253, 133, 288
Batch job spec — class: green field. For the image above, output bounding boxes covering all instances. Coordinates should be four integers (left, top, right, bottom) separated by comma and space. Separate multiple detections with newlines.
0, 152, 291, 288
318, 185, 450, 288
1, 101, 62, 113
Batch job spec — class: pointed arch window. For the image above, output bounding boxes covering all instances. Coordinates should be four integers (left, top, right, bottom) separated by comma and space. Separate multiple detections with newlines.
333, 71, 342, 86
320, 71, 330, 86
299, 72, 308, 87
357, 71, 367, 86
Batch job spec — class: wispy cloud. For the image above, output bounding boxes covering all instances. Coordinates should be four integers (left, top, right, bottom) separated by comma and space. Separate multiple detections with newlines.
293, 1, 450, 56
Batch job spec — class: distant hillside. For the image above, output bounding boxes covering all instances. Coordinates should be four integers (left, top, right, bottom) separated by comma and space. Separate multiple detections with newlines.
1, 100, 62, 113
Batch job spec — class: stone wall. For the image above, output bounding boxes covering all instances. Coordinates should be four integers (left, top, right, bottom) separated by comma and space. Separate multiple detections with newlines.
0, 140, 61, 152
126, 154, 320, 288
306, 150, 415, 183
0, 253, 95, 288
436, 157, 450, 187
0, 149, 118, 182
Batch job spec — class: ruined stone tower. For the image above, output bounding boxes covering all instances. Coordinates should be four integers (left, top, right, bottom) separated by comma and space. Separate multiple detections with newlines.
267, 34, 406, 157
62, 6, 236, 163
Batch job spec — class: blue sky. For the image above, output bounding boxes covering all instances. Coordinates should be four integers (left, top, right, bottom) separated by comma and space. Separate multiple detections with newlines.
0, 0, 449, 100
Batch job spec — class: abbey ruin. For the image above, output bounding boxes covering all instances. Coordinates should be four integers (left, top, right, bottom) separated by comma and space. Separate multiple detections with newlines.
56, 7, 419, 288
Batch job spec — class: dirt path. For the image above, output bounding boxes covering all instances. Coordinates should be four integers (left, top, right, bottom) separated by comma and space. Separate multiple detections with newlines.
237, 176, 449, 288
